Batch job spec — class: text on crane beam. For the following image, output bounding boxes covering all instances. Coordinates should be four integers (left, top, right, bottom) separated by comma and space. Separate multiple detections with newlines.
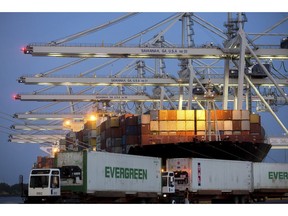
141, 48, 188, 54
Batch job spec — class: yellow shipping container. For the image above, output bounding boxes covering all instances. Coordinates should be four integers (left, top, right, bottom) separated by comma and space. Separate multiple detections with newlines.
167, 121, 177, 131
186, 121, 195, 131
159, 121, 168, 131
196, 110, 206, 121
177, 121, 186, 131
196, 121, 206, 131
150, 121, 159, 131
186, 110, 195, 120
176, 110, 186, 120
159, 110, 168, 121
250, 114, 260, 124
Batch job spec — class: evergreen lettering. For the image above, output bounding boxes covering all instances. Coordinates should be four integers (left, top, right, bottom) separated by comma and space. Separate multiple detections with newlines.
268, 171, 288, 180
105, 166, 147, 180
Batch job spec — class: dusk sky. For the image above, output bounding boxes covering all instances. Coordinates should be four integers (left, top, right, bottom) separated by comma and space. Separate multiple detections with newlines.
0, 4, 287, 186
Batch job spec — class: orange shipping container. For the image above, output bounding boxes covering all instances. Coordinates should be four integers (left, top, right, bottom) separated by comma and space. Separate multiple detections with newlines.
223, 110, 232, 120
167, 110, 177, 121
186, 131, 195, 136
211, 110, 224, 120
176, 131, 186, 136
159, 110, 168, 121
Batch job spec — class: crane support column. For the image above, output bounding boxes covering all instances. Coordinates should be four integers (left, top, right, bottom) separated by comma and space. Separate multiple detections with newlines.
237, 29, 246, 110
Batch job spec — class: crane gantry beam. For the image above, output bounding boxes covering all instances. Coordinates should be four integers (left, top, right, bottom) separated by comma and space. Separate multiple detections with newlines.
11, 124, 66, 130
18, 76, 288, 87
14, 93, 284, 103
14, 113, 85, 120
23, 44, 288, 60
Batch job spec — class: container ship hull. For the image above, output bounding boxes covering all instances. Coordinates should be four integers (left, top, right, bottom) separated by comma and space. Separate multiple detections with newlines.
128, 140, 271, 162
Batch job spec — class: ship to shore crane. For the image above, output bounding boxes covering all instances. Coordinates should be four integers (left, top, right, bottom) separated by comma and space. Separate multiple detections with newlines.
11, 12, 288, 152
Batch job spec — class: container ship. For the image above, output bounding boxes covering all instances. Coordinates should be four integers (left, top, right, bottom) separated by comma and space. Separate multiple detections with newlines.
48, 109, 271, 165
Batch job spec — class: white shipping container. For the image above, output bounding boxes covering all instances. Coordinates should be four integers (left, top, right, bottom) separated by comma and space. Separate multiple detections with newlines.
253, 163, 288, 190
57, 152, 162, 194
87, 152, 162, 194
232, 110, 242, 120
241, 120, 250, 130
166, 158, 252, 192
224, 120, 233, 130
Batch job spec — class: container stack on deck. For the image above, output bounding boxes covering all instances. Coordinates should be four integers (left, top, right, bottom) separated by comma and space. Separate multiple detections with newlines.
90, 110, 265, 153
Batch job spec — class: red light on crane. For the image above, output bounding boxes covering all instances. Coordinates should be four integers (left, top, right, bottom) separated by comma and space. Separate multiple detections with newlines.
12, 94, 21, 100
21, 46, 32, 54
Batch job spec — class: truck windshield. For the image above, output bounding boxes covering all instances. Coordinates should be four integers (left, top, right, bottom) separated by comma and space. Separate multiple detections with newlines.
30, 176, 49, 188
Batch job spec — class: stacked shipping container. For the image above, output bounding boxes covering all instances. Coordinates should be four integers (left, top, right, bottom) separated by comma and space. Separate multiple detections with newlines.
138, 110, 264, 146
67, 110, 264, 153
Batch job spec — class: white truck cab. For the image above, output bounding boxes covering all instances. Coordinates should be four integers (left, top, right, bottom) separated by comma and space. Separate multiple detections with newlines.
28, 168, 61, 202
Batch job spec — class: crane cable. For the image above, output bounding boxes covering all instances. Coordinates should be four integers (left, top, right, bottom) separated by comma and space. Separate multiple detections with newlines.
52, 13, 139, 45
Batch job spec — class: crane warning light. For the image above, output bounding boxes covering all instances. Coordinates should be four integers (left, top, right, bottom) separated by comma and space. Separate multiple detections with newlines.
13, 94, 20, 100
21, 46, 32, 54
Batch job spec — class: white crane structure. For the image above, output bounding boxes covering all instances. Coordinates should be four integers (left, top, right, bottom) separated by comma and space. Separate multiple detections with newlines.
10, 12, 288, 154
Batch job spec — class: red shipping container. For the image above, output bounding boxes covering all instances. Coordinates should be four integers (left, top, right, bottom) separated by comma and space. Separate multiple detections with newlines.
232, 121, 241, 130
176, 131, 186, 136
140, 124, 150, 134
126, 135, 139, 145
250, 123, 261, 134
